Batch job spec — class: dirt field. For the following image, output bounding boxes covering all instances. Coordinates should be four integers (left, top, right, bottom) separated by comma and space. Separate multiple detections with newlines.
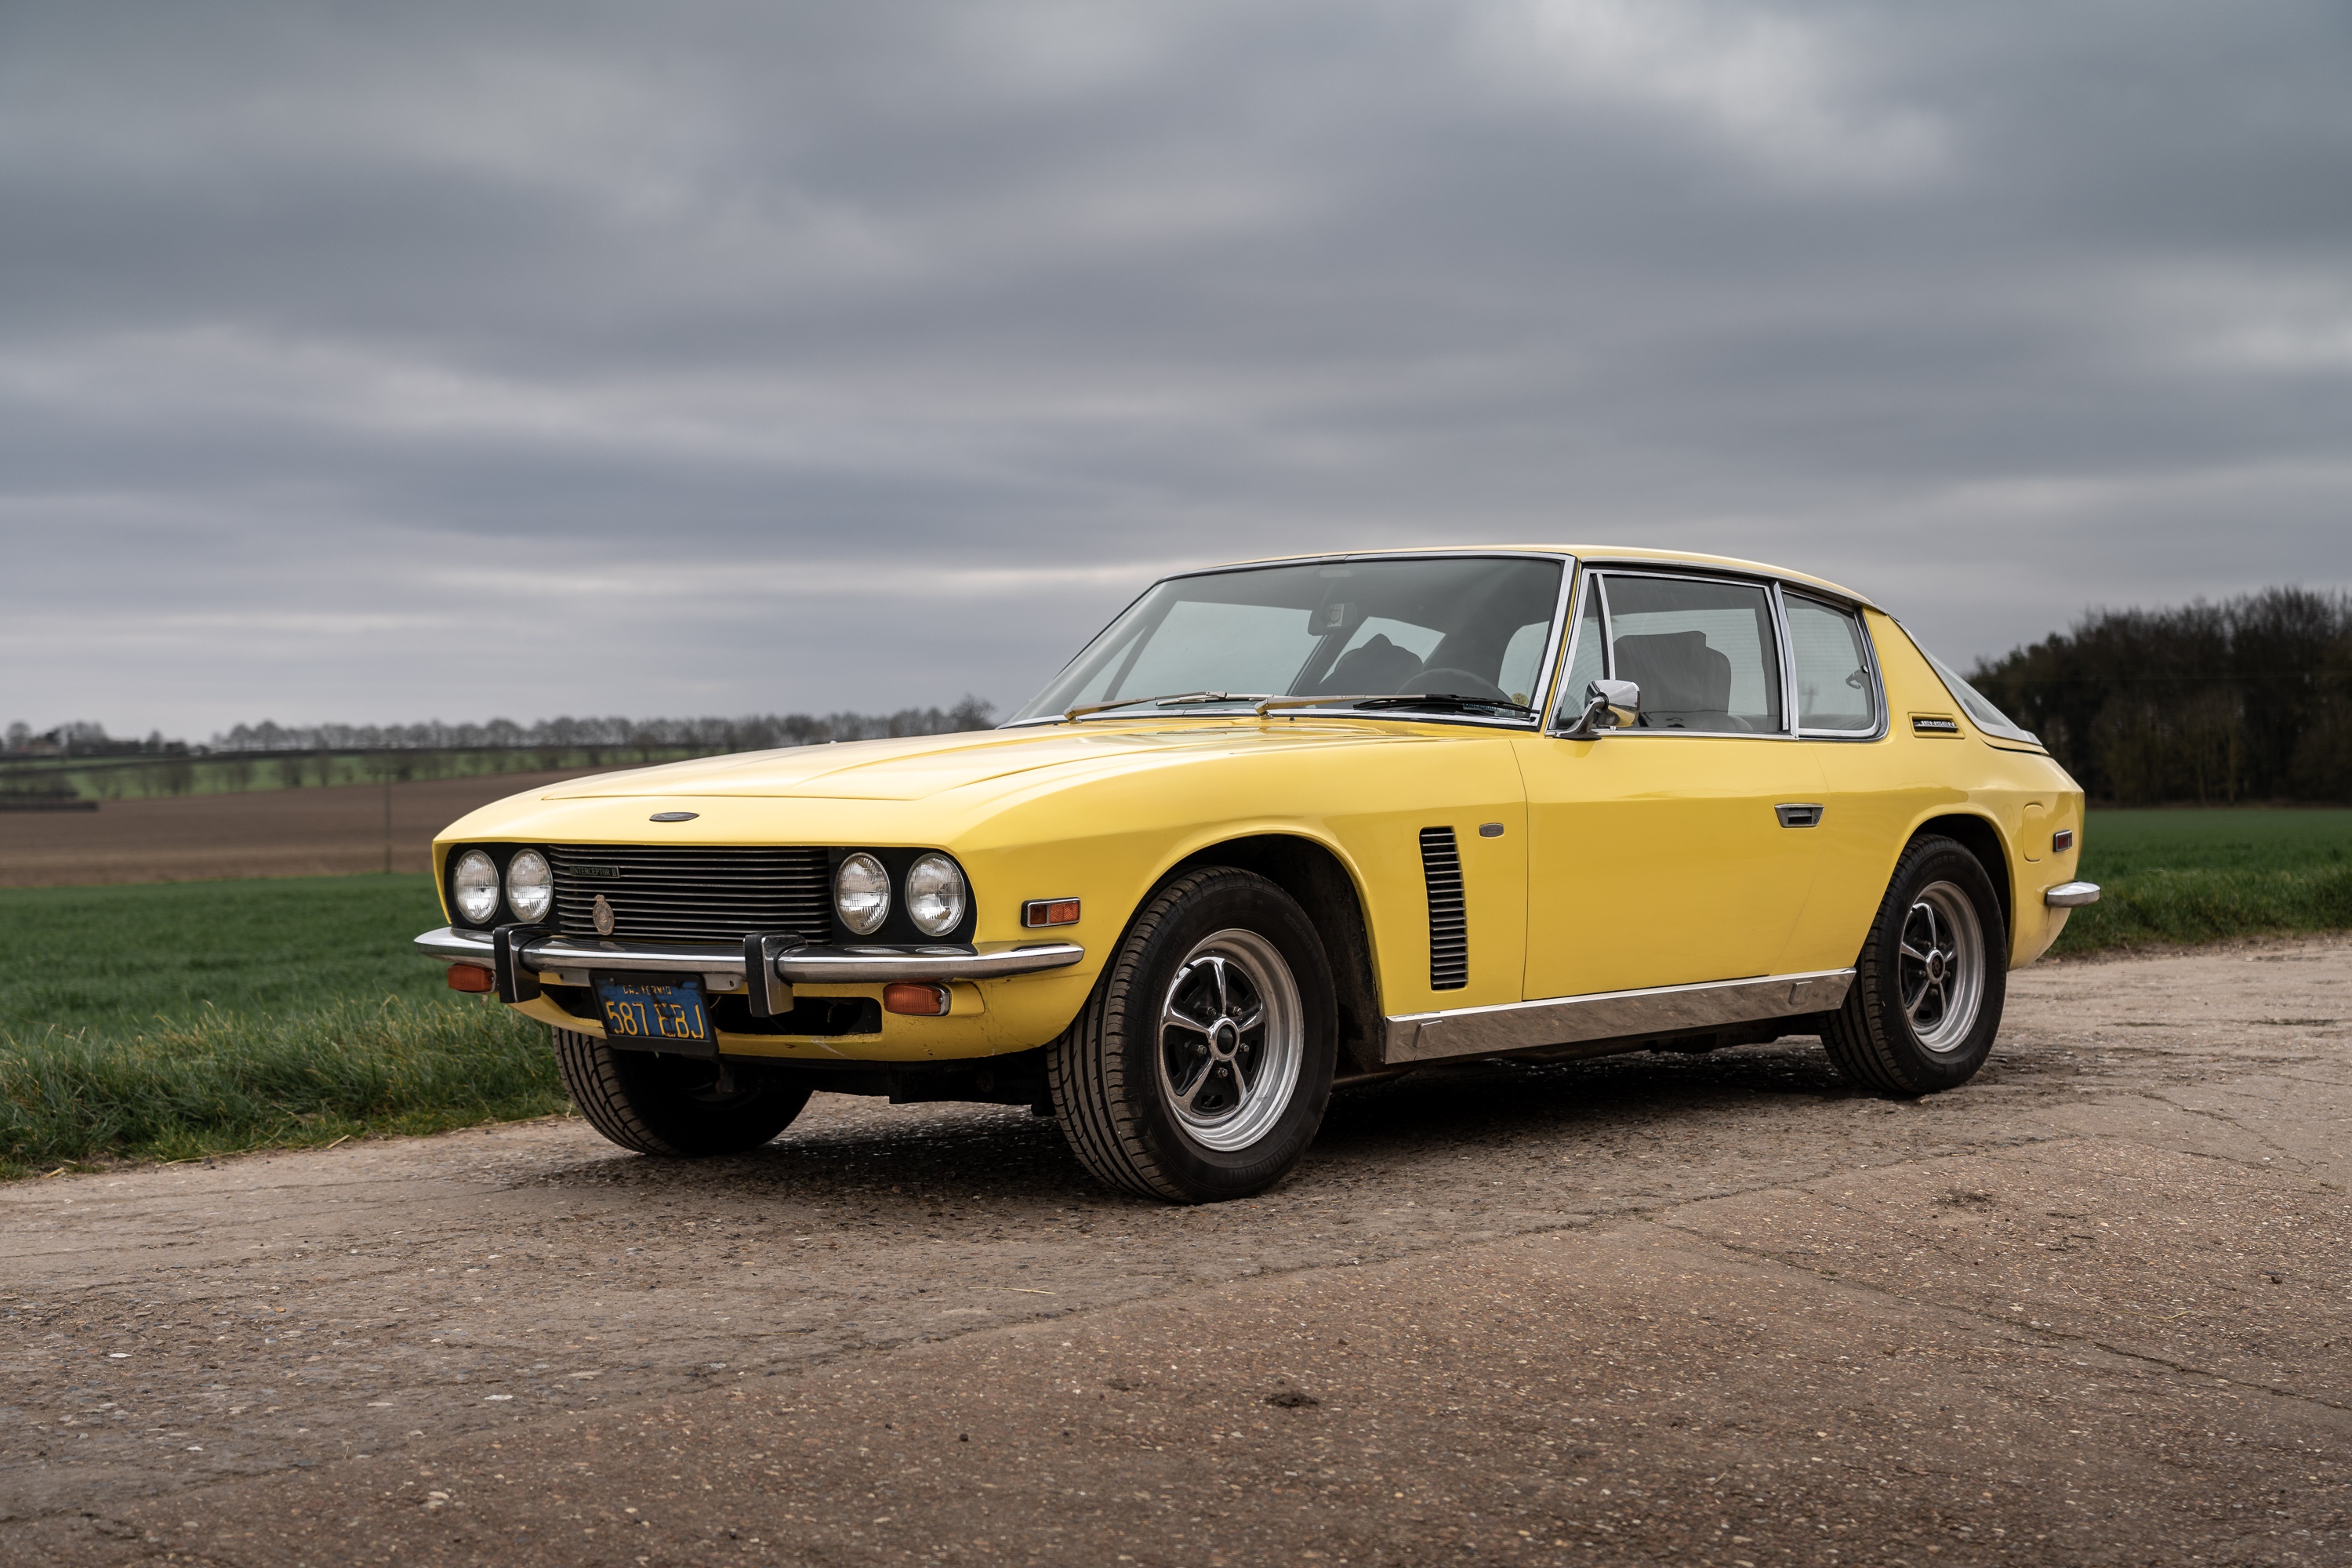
0, 772, 620, 887
3, 938, 2347, 1566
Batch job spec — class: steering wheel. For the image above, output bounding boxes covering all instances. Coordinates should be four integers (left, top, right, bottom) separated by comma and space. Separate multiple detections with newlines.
1406, 667, 1512, 702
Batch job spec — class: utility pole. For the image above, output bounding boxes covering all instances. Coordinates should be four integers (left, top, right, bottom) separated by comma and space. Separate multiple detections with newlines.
383, 759, 393, 874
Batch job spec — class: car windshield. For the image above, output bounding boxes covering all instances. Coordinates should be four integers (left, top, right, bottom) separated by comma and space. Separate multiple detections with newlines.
1010, 555, 1567, 723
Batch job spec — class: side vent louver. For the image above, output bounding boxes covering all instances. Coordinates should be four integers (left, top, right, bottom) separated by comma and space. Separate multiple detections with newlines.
1419, 826, 1468, 991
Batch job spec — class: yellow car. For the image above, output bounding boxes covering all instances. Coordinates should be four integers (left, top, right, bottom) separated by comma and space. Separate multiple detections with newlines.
417, 546, 2096, 1203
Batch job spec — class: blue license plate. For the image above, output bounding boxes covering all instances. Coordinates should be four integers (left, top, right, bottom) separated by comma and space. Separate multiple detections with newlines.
594, 976, 710, 1043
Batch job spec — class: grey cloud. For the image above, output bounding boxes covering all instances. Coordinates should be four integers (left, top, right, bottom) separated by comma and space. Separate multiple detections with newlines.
2, 0, 2347, 735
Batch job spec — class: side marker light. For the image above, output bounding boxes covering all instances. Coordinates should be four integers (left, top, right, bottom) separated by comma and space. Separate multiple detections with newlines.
2053, 828, 2075, 853
447, 964, 495, 993
1022, 898, 1081, 928
884, 982, 950, 1017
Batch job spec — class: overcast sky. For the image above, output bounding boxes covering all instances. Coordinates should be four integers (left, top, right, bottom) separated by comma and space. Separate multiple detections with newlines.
4, 0, 2348, 739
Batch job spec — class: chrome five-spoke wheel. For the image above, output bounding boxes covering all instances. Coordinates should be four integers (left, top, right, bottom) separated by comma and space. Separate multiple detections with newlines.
1822, 834, 2008, 1095
1047, 866, 1337, 1202
1897, 880, 1986, 1053
1156, 929, 1305, 1152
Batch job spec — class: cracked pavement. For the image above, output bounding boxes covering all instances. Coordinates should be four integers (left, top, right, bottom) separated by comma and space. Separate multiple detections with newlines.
2, 936, 2347, 1565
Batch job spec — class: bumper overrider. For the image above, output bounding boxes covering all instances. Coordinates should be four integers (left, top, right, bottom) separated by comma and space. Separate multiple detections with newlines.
417, 924, 1083, 1004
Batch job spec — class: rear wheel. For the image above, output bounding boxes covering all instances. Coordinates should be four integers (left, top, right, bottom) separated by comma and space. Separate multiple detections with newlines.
550, 1028, 811, 1156
1047, 868, 1337, 1203
1822, 834, 2007, 1094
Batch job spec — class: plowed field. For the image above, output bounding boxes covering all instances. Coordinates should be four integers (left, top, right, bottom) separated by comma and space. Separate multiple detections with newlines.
0, 771, 615, 887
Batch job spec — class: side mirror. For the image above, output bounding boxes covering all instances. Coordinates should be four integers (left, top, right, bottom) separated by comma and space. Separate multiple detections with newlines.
1565, 678, 1640, 738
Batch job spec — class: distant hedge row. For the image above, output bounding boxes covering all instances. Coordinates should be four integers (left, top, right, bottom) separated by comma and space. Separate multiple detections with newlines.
1969, 588, 2352, 805
205, 698, 997, 755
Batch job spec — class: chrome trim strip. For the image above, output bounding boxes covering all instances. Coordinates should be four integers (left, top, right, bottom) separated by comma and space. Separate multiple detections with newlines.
2044, 881, 2101, 908
414, 927, 1086, 983
775, 942, 1085, 982
1381, 967, 1856, 1065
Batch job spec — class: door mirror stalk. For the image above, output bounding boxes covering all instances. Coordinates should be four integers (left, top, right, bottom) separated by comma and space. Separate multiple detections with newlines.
1564, 678, 1640, 738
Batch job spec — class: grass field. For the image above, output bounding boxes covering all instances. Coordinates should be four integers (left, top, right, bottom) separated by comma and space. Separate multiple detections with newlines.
0, 876, 564, 1177
2056, 808, 2352, 954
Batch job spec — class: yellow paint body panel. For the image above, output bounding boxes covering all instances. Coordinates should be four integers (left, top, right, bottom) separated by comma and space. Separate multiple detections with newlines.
427, 546, 2084, 1062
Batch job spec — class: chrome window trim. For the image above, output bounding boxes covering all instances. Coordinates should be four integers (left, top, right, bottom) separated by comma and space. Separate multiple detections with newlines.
1573, 555, 1878, 612
1004, 549, 1580, 731
1783, 586, 1891, 742
1546, 565, 1798, 740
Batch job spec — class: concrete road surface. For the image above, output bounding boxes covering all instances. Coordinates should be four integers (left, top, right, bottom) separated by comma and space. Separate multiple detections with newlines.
3, 938, 2347, 1566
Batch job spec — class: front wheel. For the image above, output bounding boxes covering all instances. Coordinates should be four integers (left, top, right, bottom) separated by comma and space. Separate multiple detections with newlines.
551, 1028, 812, 1156
1047, 867, 1338, 1202
1822, 834, 2008, 1095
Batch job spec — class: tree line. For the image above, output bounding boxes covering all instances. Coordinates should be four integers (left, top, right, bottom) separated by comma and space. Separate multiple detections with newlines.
203, 698, 997, 757
1968, 587, 2352, 804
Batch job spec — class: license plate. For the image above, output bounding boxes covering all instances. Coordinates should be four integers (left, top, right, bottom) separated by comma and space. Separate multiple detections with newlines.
594, 976, 710, 1043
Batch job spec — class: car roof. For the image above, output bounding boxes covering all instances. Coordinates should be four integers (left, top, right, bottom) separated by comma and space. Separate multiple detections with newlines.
1177, 545, 1878, 611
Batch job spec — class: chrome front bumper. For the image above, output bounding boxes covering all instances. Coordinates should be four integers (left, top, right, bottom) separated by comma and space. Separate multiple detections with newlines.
2043, 881, 2101, 908
415, 926, 1084, 988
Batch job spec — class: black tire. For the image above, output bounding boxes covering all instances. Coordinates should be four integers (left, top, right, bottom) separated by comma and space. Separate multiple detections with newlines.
550, 1028, 812, 1156
1047, 867, 1338, 1203
1823, 834, 2009, 1095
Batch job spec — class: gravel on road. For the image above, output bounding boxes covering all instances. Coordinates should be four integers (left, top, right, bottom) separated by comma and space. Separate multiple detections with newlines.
3, 937, 2347, 1566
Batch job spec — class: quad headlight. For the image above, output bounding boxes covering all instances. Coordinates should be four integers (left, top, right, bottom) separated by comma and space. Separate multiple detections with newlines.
506, 849, 554, 923
906, 853, 968, 937
452, 849, 501, 925
834, 852, 891, 935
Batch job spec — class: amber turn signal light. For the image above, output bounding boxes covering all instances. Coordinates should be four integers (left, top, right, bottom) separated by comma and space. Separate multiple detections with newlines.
446, 963, 495, 993
1022, 898, 1080, 927
884, 982, 950, 1016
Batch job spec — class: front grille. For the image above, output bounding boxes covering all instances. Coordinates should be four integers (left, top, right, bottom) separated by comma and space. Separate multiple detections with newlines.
1419, 826, 1468, 990
546, 844, 831, 945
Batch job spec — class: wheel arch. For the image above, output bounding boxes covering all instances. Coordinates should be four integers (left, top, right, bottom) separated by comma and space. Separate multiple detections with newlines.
1909, 811, 2015, 951
1155, 833, 1387, 1078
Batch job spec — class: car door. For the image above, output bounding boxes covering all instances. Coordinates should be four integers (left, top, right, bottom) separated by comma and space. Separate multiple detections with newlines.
1513, 568, 1828, 1000
1772, 590, 1905, 974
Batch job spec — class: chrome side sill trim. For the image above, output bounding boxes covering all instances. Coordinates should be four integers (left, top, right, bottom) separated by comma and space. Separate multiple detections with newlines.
1382, 968, 1856, 1066
414, 927, 1084, 985
2044, 881, 2101, 908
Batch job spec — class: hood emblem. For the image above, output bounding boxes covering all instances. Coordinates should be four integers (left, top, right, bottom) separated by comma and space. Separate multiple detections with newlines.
649, 811, 699, 822
593, 895, 615, 936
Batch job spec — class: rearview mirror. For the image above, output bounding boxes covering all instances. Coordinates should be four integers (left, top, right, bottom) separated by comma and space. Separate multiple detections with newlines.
1564, 678, 1640, 738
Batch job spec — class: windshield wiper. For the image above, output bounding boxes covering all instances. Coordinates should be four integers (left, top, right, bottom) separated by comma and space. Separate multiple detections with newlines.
1062, 691, 1264, 721
1351, 693, 1537, 717
1254, 692, 1536, 719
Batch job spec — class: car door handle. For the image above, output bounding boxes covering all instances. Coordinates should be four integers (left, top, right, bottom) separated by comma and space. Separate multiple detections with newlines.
1775, 804, 1824, 828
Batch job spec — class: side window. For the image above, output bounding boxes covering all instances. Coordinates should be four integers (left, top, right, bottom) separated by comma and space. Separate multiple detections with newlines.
1786, 593, 1878, 733
1599, 575, 1784, 733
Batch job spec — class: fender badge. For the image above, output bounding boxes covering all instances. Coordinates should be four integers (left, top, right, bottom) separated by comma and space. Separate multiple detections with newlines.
593, 895, 616, 936
649, 811, 699, 822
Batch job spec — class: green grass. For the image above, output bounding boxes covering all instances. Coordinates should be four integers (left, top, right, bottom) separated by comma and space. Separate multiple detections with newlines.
0, 875, 564, 1178
2053, 808, 2352, 954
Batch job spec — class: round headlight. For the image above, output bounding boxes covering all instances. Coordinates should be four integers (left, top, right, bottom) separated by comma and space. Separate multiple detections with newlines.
452, 849, 501, 925
906, 853, 967, 937
506, 849, 554, 923
834, 852, 891, 935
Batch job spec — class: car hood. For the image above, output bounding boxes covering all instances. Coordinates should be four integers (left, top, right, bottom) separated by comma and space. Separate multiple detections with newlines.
537, 720, 1431, 803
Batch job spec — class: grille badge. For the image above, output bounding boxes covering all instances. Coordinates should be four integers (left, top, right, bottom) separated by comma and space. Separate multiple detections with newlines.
593, 895, 616, 936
